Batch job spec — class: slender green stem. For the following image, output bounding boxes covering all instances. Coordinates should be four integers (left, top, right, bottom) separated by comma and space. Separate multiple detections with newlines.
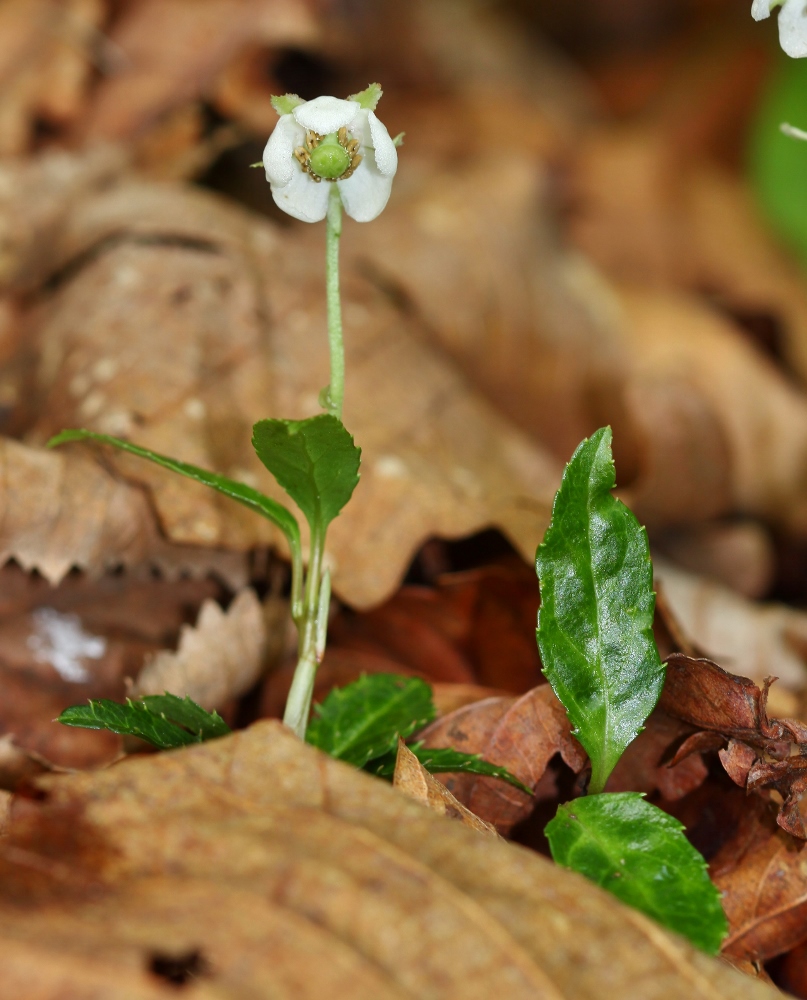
284, 185, 345, 736
324, 184, 344, 420
283, 524, 326, 737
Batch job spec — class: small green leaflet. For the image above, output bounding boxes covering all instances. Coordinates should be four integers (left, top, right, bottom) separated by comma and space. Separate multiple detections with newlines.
251, 415, 361, 533
366, 743, 532, 795
545, 793, 728, 954
536, 427, 664, 793
306, 674, 434, 768
47, 430, 301, 558
139, 694, 230, 740
57, 695, 230, 750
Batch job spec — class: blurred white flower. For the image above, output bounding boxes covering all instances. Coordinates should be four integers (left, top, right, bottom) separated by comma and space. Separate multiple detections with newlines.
263, 87, 398, 224
752, 0, 807, 58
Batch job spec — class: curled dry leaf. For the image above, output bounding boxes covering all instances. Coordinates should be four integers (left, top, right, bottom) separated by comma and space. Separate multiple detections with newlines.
392, 739, 500, 839
0, 720, 782, 999
20, 178, 560, 608
131, 589, 267, 712
418, 685, 586, 834
661, 653, 807, 837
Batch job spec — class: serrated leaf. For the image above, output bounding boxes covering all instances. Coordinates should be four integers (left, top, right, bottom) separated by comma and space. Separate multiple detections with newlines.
536, 426, 664, 793
306, 674, 435, 768
545, 793, 728, 954
251, 414, 360, 533
749, 55, 807, 266
366, 743, 532, 794
48, 429, 301, 556
58, 699, 197, 749
139, 693, 230, 740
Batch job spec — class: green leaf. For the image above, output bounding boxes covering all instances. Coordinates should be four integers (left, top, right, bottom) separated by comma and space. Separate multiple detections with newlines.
139, 693, 230, 741
536, 427, 664, 793
366, 743, 533, 794
251, 415, 360, 533
748, 55, 807, 267
306, 674, 435, 768
545, 793, 728, 955
271, 93, 304, 116
348, 83, 382, 110
48, 429, 301, 556
58, 699, 197, 750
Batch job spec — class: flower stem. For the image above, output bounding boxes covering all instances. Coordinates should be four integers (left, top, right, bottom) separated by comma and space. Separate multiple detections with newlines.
283, 523, 325, 738
324, 184, 344, 420
283, 186, 344, 737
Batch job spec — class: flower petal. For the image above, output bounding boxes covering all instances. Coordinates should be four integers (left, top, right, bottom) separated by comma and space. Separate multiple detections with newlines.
368, 111, 398, 177
779, 0, 807, 56
271, 168, 330, 223
263, 115, 304, 186
337, 162, 394, 223
752, 0, 773, 20
294, 96, 360, 136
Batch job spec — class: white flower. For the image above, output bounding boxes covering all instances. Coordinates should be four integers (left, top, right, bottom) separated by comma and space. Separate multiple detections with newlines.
752, 0, 807, 58
263, 90, 398, 224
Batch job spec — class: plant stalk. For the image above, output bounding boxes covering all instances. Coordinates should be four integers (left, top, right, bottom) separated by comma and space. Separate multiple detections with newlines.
283, 524, 325, 737
324, 184, 344, 420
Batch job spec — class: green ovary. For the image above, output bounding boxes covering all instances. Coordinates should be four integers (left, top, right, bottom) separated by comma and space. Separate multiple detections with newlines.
310, 135, 350, 180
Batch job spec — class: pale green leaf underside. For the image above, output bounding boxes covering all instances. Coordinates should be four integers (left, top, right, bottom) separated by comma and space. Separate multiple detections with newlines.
546, 793, 728, 954
48, 429, 301, 556
251, 414, 360, 533
306, 674, 435, 768
536, 426, 664, 792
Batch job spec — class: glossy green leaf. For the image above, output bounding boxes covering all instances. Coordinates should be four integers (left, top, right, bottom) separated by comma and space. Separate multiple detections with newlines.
251, 414, 360, 533
545, 793, 728, 954
306, 674, 435, 768
748, 55, 807, 266
48, 429, 301, 556
139, 693, 230, 740
58, 699, 197, 749
366, 743, 532, 794
536, 427, 664, 792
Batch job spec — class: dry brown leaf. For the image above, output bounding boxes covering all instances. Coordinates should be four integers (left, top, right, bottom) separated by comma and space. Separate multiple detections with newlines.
131, 588, 267, 711
0, 436, 247, 588
419, 685, 586, 834
0, 720, 782, 999
18, 178, 560, 608
712, 798, 807, 962
81, 0, 318, 143
655, 558, 807, 698
0, 790, 9, 835
392, 738, 500, 838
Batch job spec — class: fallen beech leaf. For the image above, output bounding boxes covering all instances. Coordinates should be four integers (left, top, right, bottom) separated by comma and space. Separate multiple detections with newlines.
0, 720, 782, 999
81, 0, 318, 144
655, 557, 807, 695
419, 685, 586, 834
0, 790, 8, 835
712, 799, 807, 962
131, 589, 267, 712
431, 682, 511, 716
392, 739, 500, 838
0, 436, 247, 588
24, 179, 560, 608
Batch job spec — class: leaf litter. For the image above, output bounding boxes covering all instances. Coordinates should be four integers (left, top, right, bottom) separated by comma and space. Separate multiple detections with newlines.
3, 0, 807, 990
